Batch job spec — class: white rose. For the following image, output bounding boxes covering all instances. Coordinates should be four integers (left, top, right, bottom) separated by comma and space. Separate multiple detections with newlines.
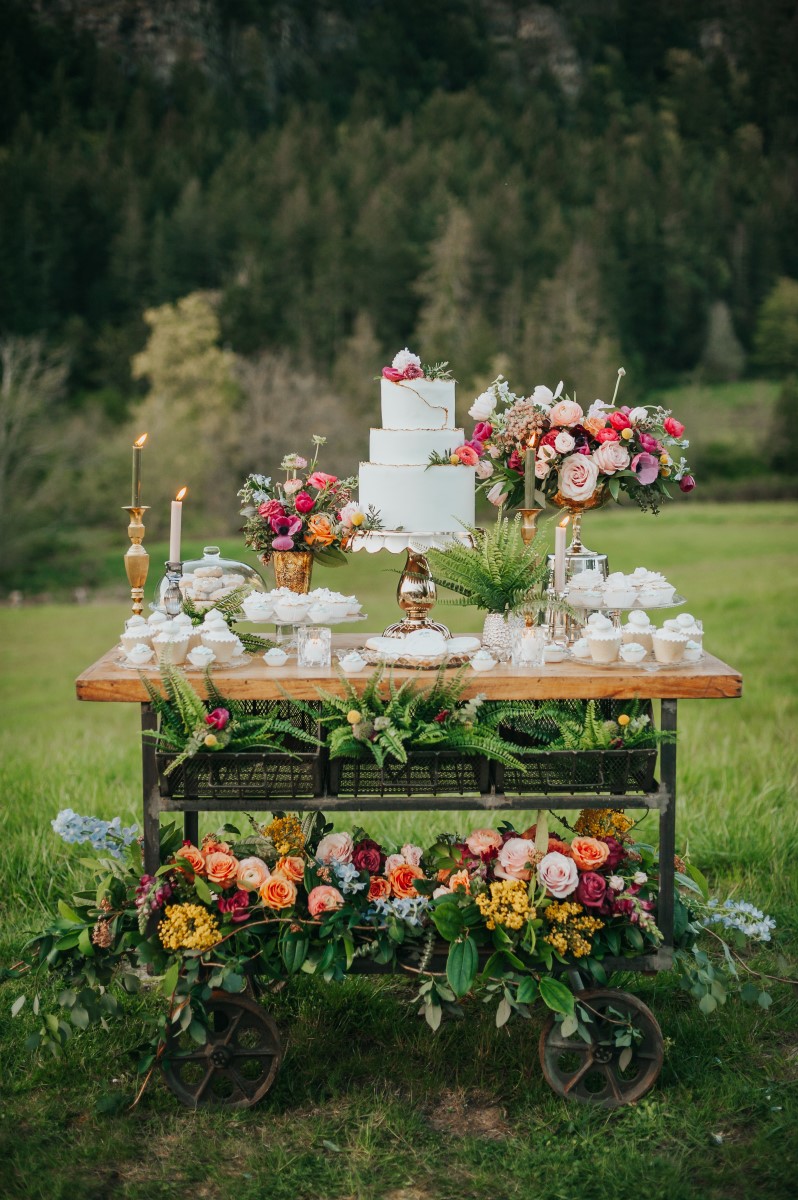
628, 406, 649, 425
608, 875, 625, 892
557, 454, 600, 502
633, 871, 648, 885
537, 851, 579, 899
554, 431, 575, 454
392, 347, 422, 373
468, 390, 497, 421
529, 381, 563, 407
538, 444, 557, 463
401, 843, 423, 867
486, 481, 508, 507
593, 441, 631, 475
475, 458, 494, 479
534, 460, 551, 479
316, 832, 354, 866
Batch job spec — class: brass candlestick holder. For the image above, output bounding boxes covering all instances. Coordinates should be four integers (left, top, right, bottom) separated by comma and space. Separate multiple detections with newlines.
518, 507, 543, 546
122, 506, 150, 616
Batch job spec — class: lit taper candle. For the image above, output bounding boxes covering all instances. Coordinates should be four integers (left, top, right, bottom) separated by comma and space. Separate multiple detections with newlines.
554, 515, 570, 595
169, 487, 187, 562
131, 433, 147, 507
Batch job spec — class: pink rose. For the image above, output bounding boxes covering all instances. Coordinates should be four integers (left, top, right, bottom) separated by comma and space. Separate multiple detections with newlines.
495, 837, 537, 881
557, 454, 599, 502
679, 474, 696, 493
475, 459, 494, 480
315, 832, 354, 865
205, 707, 230, 730
384, 852, 406, 876
294, 490, 315, 513
535, 459, 552, 479
548, 399, 584, 427
593, 441, 631, 475
403, 364, 424, 379
575, 872, 607, 910
609, 411, 631, 431
258, 500, 286, 521
664, 416, 685, 438
352, 843, 382, 873
237, 856, 271, 891
596, 427, 619, 443
473, 422, 493, 442
400, 843, 424, 867
217, 889, 251, 923
631, 452, 660, 486
307, 471, 337, 490
283, 478, 304, 496
465, 828, 502, 858
537, 851, 579, 898
554, 431, 575, 454
307, 885, 344, 916
382, 367, 405, 382
454, 445, 479, 466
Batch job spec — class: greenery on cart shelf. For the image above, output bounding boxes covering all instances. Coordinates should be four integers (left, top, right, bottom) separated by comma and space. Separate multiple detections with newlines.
425, 515, 566, 617
311, 664, 529, 770
500, 699, 676, 751
9, 806, 784, 1092
179, 584, 275, 656
141, 665, 320, 775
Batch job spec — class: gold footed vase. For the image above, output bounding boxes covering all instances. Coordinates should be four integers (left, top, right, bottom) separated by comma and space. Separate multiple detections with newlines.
549, 483, 610, 555
268, 551, 314, 594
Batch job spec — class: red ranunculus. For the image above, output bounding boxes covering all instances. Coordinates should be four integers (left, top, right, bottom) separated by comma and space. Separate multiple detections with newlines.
258, 499, 286, 521
382, 367, 404, 382
575, 871, 608, 909
679, 474, 696, 493
600, 837, 626, 869
473, 421, 493, 442
638, 432, 661, 454
664, 416, 685, 438
218, 889, 251, 922
507, 450, 523, 471
609, 411, 631, 432
294, 490, 315, 514
596, 427, 620, 443
206, 708, 230, 730
539, 430, 560, 449
353, 846, 382, 873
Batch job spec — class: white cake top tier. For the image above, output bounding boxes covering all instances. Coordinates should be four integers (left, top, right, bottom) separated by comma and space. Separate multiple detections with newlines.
380, 378, 456, 430
369, 427, 464, 465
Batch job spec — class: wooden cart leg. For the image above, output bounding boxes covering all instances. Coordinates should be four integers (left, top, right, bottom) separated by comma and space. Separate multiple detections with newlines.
141, 702, 161, 876
657, 699, 677, 953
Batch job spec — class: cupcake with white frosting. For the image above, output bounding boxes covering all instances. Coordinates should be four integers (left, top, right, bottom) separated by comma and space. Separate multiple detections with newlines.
587, 626, 622, 664
187, 645, 216, 670
571, 637, 591, 660
125, 642, 155, 666
683, 639, 702, 663
200, 624, 240, 663
602, 573, 637, 609
619, 641, 647, 665
121, 624, 153, 653
622, 610, 654, 652
153, 624, 190, 664
652, 627, 689, 664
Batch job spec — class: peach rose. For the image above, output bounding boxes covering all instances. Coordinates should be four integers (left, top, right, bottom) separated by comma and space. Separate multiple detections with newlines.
202, 837, 231, 854
521, 828, 573, 857
175, 844, 206, 877
582, 415, 607, 438
570, 837, 610, 872
307, 885, 344, 916
368, 875, 391, 901
400, 843, 424, 867
389, 863, 424, 898
465, 828, 502, 857
204, 851, 240, 888
260, 875, 297, 910
593, 441, 631, 475
558, 454, 599, 502
304, 514, 336, 546
237, 856, 271, 891
495, 837, 537, 881
449, 869, 471, 894
549, 399, 584, 427
384, 852, 406, 877
276, 855, 305, 883
537, 851, 579, 898
316, 832, 354, 866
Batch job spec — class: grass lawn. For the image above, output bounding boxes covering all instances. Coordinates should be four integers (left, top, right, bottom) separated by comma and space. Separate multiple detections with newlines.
1, 501, 797, 1200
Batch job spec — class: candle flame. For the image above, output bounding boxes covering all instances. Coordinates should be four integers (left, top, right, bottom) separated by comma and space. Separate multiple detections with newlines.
134, 433, 148, 447
559, 516, 570, 528
175, 487, 187, 501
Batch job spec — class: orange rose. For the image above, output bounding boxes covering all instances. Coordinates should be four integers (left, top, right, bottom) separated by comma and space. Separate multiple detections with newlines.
260, 875, 298, 910
449, 869, 471, 893
582, 415, 607, 438
175, 844, 206, 878
202, 837, 231, 855
437, 868, 453, 883
389, 863, 424, 899
204, 851, 240, 888
570, 837, 610, 872
304, 514, 336, 546
368, 876, 391, 901
521, 827, 573, 858
276, 855, 305, 883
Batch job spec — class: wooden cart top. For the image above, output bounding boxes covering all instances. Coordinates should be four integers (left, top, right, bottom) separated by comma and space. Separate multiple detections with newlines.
76, 635, 742, 703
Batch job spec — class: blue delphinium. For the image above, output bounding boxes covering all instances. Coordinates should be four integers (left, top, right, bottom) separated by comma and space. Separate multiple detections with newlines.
703, 898, 776, 942
332, 861, 368, 895
367, 896, 430, 927
51, 809, 139, 859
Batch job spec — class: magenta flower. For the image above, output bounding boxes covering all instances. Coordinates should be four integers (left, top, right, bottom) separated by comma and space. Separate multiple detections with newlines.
403, 363, 424, 379
631, 452, 660, 485
465, 438, 484, 456
382, 366, 405, 382
270, 513, 302, 550
205, 707, 230, 730
473, 421, 493, 442
638, 432, 661, 455
679, 474, 696, 493
258, 499, 286, 521
218, 889, 251, 923
294, 490, 315, 514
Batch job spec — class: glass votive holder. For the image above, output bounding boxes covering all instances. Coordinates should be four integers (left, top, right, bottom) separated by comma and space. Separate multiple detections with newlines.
511, 625, 546, 668
296, 625, 332, 669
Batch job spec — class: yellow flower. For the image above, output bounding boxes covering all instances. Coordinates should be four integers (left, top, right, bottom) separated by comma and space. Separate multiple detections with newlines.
475, 880, 535, 931
262, 814, 305, 856
449, 454, 460, 465
544, 900, 604, 959
574, 808, 632, 839
621, 428, 633, 440
347, 709, 362, 725
617, 714, 630, 727
659, 453, 670, 465
661, 467, 671, 477
350, 511, 365, 527
204, 733, 218, 747
158, 903, 220, 952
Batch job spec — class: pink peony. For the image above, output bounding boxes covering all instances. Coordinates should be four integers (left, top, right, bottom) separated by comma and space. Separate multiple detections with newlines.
383, 367, 405, 382
537, 851, 579, 898
558, 454, 600, 502
237, 856, 271, 891
593, 441, 631, 475
549, 399, 584, 427
679, 474, 696, 493
307, 471, 337, 490
638, 432, 661, 455
294, 490, 315, 514
403, 364, 424, 379
473, 421, 493, 442
454, 445, 479, 466
283, 478, 304, 496
307, 885, 344, 916
495, 837, 537, 881
401, 843, 424, 867
664, 416, 685, 438
465, 828, 502, 858
258, 499, 286, 521
316, 832, 354, 865
338, 501, 361, 529
631, 452, 660, 486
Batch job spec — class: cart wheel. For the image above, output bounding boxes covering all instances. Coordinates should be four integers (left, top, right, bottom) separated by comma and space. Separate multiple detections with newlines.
163, 989, 282, 1109
539, 988, 663, 1109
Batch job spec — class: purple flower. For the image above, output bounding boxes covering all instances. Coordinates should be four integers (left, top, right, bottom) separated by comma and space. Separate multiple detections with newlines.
631, 452, 660, 486
270, 513, 302, 551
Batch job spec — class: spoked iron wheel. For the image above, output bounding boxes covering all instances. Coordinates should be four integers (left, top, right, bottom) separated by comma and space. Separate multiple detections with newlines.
163, 989, 282, 1109
539, 988, 664, 1109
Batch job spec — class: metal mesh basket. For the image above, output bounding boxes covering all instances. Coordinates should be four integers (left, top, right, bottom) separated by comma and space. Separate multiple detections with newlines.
157, 700, 325, 801
328, 752, 490, 798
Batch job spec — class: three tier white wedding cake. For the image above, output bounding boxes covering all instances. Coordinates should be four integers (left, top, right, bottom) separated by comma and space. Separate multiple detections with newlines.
358, 350, 476, 533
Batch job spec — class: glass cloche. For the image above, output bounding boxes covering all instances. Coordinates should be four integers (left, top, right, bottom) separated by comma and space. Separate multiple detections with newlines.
152, 546, 266, 612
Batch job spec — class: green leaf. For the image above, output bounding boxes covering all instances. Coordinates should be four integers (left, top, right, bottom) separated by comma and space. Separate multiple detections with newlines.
686, 862, 710, 901
424, 1002, 442, 1032
78, 928, 94, 958
698, 992, 717, 1015
280, 931, 309, 974
516, 977, 539, 1005
432, 899, 466, 942
161, 961, 180, 997
57, 900, 82, 923
560, 1012, 579, 1039
495, 997, 512, 1028
446, 936, 478, 998
222, 972, 245, 994
193, 875, 213, 904
618, 1047, 633, 1072
188, 1019, 207, 1044
11, 995, 26, 1018
758, 991, 773, 1009
539, 976, 575, 1015
71, 1005, 90, 1029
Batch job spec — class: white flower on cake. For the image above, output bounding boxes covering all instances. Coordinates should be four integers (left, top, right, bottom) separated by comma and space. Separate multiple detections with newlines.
392, 348, 422, 373
558, 453, 600, 502
468, 389, 497, 421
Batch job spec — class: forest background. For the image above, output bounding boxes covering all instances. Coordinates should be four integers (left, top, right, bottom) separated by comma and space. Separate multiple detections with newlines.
1, 0, 797, 596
